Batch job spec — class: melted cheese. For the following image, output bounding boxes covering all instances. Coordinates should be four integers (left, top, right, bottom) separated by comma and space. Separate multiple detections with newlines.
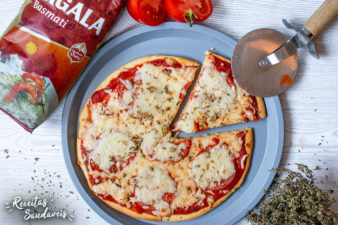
93, 179, 133, 204
82, 93, 122, 150
89, 131, 137, 172
121, 80, 134, 107
176, 61, 237, 133
170, 159, 207, 209
189, 144, 235, 189
151, 133, 187, 162
127, 64, 181, 120
133, 165, 176, 216
117, 63, 195, 137
228, 135, 244, 158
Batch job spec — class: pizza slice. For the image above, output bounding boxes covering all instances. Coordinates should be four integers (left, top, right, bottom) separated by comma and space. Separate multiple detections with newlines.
167, 128, 253, 221
173, 52, 266, 133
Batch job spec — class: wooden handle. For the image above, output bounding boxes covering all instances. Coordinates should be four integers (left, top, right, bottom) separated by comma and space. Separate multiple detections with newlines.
304, 0, 338, 37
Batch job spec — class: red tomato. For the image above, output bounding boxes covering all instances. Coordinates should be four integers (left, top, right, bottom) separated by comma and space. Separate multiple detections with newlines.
126, 0, 143, 23
126, 0, 167, 26
165, 0, 213, 26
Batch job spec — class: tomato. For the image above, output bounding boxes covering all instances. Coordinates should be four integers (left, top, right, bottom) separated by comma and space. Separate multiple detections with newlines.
4, 82, 40, 104
165, 0, 213, 26
126, 0, 142, 23
22, 73, 44, 93
127, 0, 167, 26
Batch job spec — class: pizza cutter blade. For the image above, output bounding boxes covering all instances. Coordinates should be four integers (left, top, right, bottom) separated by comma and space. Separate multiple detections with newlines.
232, 0, 338, 97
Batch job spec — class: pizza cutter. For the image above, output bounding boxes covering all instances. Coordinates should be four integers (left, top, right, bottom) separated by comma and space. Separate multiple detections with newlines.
232, 0, 338, 97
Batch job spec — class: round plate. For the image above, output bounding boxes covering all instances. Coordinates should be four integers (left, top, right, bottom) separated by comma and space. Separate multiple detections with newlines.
62, 22, 284, 225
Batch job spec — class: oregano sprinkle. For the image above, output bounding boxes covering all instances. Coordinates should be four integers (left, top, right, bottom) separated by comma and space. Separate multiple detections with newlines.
246, 164, 337, 225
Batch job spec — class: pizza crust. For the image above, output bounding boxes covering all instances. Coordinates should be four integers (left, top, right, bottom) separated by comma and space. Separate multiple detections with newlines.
98, 196, 162, 221
256, 96, 267, 119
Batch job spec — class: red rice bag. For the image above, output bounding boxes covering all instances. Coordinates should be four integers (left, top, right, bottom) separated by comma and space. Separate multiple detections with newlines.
0, 0, 124, 132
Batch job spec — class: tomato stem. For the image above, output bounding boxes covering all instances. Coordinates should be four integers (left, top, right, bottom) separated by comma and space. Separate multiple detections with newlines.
184, 10, 197, 27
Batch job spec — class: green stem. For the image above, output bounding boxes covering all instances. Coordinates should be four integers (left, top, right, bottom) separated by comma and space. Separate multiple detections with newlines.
184, 10, 198, 27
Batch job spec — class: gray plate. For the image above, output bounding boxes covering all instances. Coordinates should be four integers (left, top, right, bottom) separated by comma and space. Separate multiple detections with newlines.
62, 22, 284, 225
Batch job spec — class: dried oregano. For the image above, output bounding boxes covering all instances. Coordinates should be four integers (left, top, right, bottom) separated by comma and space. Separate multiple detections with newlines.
246, 164, 337, 225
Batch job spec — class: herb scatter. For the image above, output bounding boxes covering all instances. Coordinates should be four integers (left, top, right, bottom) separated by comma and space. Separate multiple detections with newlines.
246, 164, 337, 225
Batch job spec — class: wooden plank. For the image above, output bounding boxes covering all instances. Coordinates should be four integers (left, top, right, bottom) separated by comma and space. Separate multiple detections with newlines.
0, 0, 337, 224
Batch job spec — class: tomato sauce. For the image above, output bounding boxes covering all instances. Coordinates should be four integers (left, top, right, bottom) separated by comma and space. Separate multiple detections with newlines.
90, 67, 139, 104
246, 95, 259, 121
89, 175, 103, 186
212, 56, 235, 88
209, 156, 246, 202
90, 59, 194, 107
82, 141, 137, 174
149, 59, 182, 68
176, 139, 192, 160
98, 194, 118, 204
91, 89, 111, 104
173, 197, 209, 214
131, 202, 155, 214
109, 153, 137, 173
194, 121, 209, 133
150, 139, 192, 163
195, 137, 220, 157
173, 131, 248, 215
179, 82, 192, 100
128, 172, 177, 216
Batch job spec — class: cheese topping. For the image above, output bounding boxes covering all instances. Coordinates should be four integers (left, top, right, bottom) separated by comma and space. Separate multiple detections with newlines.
170, 160, 207, 209
189, 144, 235, 189
115, 62, 196, 139
93, 179, 133, 204
176, 63, 237, 133
133, 165, 176, 216
124, 63, 184, 121
151, 133, 188, 162
121, 80, 134, 107
89, 131, 137, 172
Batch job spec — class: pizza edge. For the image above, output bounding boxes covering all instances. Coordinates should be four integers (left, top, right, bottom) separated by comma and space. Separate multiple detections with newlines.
167, 128, 254, 222
256, 96, 267, 119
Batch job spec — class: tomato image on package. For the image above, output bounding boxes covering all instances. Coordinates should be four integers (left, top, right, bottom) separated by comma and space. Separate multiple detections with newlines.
0, 0, 124, 131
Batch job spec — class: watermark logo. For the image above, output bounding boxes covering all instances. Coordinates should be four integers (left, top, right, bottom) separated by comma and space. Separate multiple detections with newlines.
5, 195, 74, 221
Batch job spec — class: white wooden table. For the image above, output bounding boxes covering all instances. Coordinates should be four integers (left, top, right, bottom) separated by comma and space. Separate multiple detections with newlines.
0, 1, 337, 224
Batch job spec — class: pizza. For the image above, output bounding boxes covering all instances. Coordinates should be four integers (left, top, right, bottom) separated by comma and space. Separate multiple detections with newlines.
78, 55, 199, 153
173, 52, 266, 133
77, 54, 264, 221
